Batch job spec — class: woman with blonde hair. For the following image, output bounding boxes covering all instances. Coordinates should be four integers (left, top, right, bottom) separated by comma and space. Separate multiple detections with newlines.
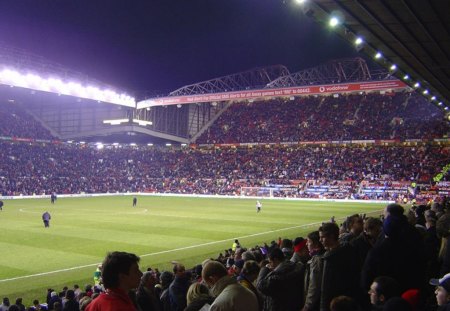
184, 282, 214, 311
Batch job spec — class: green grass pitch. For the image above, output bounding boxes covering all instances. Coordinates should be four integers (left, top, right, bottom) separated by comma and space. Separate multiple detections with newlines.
0, 195, 386, 305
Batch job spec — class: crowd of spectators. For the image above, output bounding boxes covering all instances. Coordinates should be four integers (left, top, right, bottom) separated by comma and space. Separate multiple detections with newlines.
4, 201, 450, 311
196, 92, 448, 144
0, 101, 54, 140
2, 91, 448, 145
0, 142, 448, 198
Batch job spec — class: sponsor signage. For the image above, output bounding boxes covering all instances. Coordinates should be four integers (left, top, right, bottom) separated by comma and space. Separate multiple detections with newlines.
137, 80, 407, 108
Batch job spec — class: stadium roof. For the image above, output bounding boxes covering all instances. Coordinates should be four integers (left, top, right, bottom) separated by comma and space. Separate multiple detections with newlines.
302, 0, 450, 111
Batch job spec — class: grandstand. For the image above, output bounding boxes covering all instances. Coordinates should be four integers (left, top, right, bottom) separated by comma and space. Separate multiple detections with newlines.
1, 1, 450, 310
0, 53, 448, 202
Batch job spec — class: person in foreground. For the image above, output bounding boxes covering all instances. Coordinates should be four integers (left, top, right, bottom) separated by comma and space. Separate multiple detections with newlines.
202, 260, 259, 311
430, 273, 450, 311
86, 251, 143, 311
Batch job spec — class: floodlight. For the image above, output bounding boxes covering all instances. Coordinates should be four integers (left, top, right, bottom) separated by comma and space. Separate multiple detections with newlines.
438, 102, 443, 106
147, 143, 153, 146
403, 74, 409, 80
103, 118, 128, 125
295, 0, 306, 4
26, 73, 42, 87
431, 96, 436, 101
390, 64, 397, 71
355, 37, 363, 45
96, 144, 104, 150
374, 52, 382, 59
445, 107, 449, 111
329, 17, 339, 27
132, 119, 152, 126
414, 82, 420, 88
165, 143, 172, 147
130, 143, 137, 146
423, 90, 429, 95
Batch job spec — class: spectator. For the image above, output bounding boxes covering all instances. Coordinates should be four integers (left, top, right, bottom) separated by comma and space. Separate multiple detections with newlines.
351, 217, 382, 270
237, 260, 262, 308
368, 276, 401, 311
0, 298, 10, 311
62, 290, 79, 311
319, 223, 359, 311
28, 299, 47, 311
430, 273, 450, 310
340, 214, 364, 245
184, 283, 214, 311
48, 292, 61, 311
202, 260, 258, 311
303, 231, 325, 311
78, 297, 92, 311
290, 237, 309, 264
169, 264, 190, 311
158, 271, 174, 311
361, 214, 426, 294
257, 247, 305, 311
86, 251, 143, 311
14, 299, 25, 311
136, 271, 161, 311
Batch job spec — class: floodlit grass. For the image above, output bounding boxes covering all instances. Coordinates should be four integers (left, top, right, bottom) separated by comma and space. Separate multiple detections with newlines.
0, 195, 385, 305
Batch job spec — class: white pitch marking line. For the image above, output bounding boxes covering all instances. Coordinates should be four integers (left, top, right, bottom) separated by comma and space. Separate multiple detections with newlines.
0, 210, 382, 283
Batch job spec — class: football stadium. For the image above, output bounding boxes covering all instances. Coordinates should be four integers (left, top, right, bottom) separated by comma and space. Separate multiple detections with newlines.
0, 1, 450, 310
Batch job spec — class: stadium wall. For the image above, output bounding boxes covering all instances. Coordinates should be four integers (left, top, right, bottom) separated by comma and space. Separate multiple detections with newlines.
0, 192, 393, 204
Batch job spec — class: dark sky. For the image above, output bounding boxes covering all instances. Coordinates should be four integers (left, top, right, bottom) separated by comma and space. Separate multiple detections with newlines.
0, 0, 358, 95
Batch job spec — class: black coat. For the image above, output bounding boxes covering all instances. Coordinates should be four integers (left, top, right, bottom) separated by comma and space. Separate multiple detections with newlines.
257, 260, 305, 311
320, 244, 359, 311
169, 276, 191, 311
361, 223, 426, 293
62, 299, 79, 311
136, 287, 162, 311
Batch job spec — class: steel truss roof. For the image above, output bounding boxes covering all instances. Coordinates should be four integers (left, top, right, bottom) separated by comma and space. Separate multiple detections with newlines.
169, 65, 290, 96
267, 57, 375, 88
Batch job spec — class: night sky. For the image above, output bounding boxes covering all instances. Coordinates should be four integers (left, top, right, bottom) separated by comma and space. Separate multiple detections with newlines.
0, 0, 358, 95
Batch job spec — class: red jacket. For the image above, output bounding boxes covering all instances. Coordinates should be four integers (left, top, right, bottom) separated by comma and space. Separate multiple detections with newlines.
85, 288, 136, 311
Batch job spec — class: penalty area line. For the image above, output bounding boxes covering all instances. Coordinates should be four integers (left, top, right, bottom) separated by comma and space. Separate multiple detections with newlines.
0, 210, 382, 283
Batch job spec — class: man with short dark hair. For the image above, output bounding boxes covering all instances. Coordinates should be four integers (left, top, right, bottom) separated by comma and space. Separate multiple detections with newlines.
368, 276, 400, 311
136, 271, 161, 311
0, 297, 10, 311
169, 264, 190, 311
384, 203, 404, 218
319, 222, 359, 311
303, 231, 325, 311
257, 248, 305, 311
86, 251, 142, 311
15, 298, 25, 311
339, 214, 363, 244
